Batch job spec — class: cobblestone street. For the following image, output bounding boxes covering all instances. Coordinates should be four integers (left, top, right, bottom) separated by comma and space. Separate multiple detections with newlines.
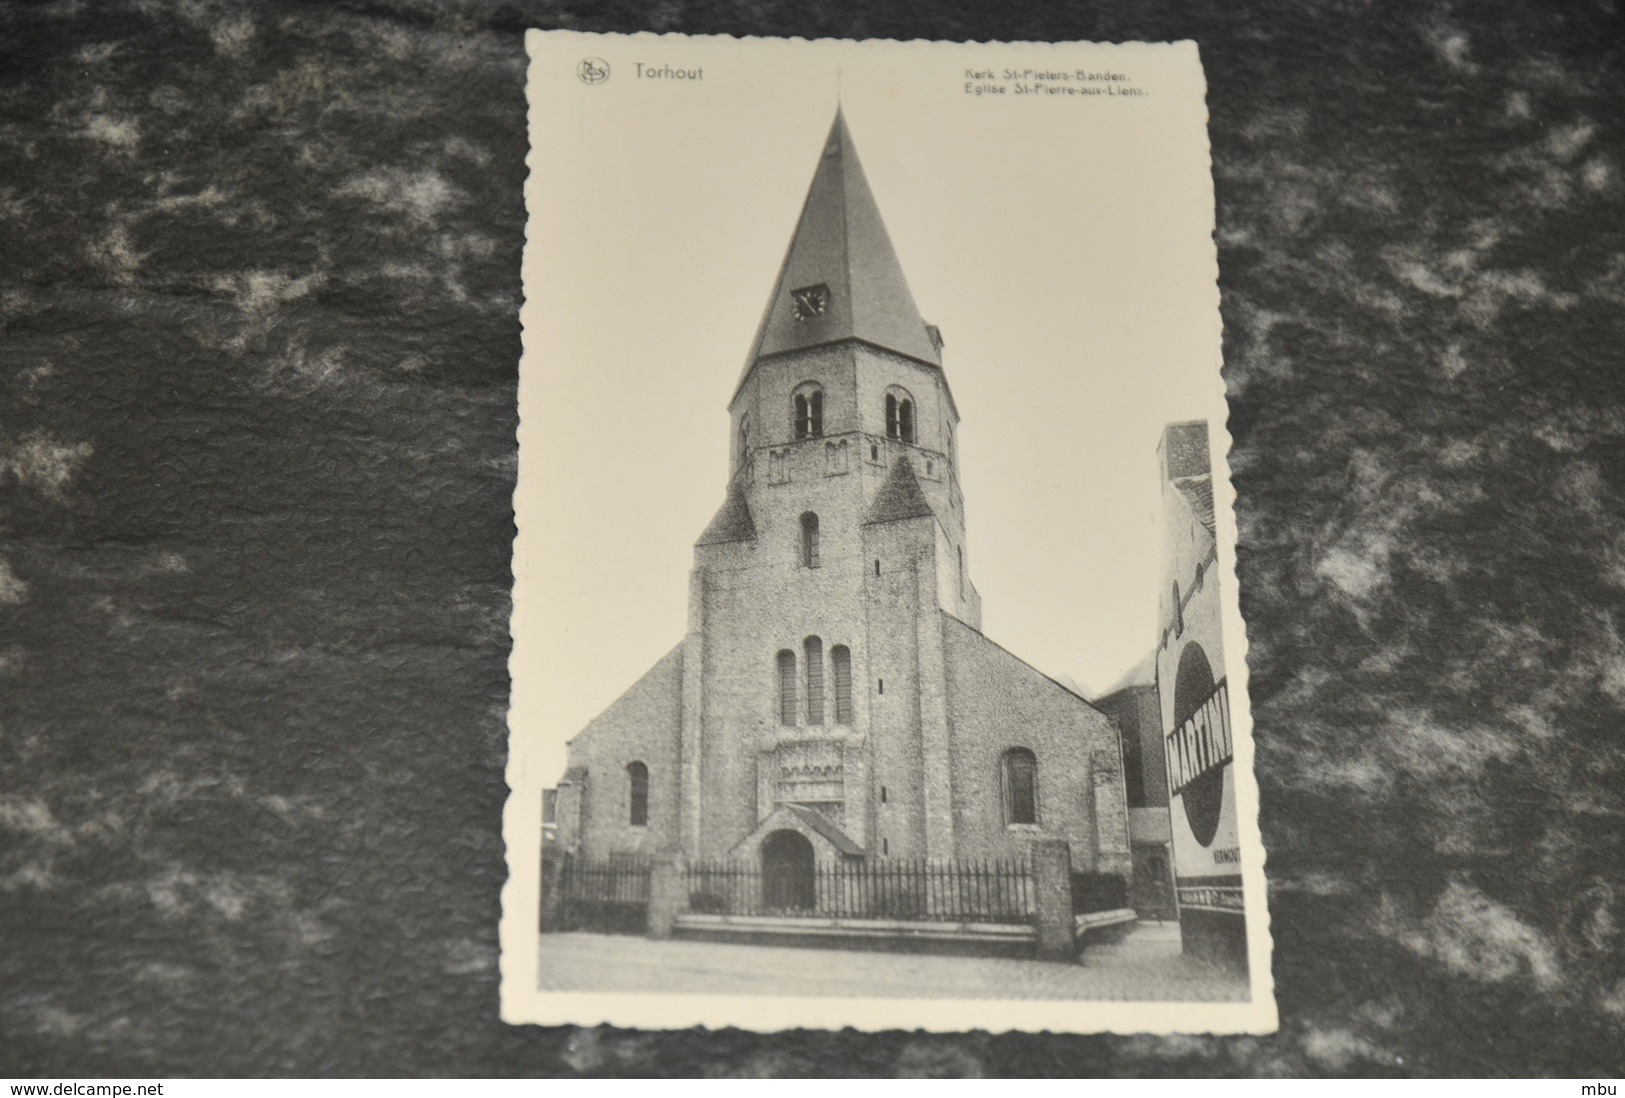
538, 920, 1247, 1001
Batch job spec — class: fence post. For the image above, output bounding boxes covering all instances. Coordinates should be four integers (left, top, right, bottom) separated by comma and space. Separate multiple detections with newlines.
540, 849, 569, 933
1031, 840, 1075, 962
646, 855, 687, 939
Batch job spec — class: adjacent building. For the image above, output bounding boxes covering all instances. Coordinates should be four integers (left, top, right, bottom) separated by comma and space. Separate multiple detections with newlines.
1155, 421, 1246, 968
1093, 676, 1176, 920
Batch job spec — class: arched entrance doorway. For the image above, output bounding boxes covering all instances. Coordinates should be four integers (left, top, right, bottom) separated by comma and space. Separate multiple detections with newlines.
760, 829, 816, 913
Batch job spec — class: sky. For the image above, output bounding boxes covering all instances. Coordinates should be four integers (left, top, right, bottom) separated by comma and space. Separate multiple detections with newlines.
517, 36, 1226, 782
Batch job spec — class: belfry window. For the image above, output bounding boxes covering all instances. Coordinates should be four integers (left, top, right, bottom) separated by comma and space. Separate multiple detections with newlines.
831, 645, 853, 724
885, 390, 915, 443
1002, 747, 1038, 826
800, 512, 820, 569
794, 385, 824, 439
626, 761, 649, 827
804, 636, 824, 725
777, 650, 797, 725
738, 415, 750, 465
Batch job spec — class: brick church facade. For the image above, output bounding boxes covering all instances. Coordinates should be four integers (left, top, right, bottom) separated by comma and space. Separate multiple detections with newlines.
548, 111, 1131, 881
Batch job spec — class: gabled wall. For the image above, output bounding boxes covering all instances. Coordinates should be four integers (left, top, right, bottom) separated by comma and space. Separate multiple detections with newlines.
561, 643, 684, 858
942, 615, 1132, 874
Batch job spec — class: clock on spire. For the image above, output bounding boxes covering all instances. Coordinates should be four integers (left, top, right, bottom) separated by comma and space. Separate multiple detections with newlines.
735, 109, 942, 399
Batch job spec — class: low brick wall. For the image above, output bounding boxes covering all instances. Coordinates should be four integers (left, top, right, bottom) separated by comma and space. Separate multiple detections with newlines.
672, 912, 1037, 959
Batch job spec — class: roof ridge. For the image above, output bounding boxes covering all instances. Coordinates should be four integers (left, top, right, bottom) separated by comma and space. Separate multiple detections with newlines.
786, 804, 866, 856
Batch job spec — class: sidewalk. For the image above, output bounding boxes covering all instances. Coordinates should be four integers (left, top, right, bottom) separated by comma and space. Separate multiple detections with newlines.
538, 920, 1247, 1001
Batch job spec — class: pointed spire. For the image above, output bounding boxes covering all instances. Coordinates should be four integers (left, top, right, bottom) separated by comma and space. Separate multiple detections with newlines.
736, 110, 941, 398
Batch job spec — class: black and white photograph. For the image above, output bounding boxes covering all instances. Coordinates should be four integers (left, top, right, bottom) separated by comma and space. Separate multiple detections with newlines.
506, 32, 1273, 1033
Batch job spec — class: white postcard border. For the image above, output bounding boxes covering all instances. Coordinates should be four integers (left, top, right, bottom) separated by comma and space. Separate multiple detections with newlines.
503, 29, 1276, 1035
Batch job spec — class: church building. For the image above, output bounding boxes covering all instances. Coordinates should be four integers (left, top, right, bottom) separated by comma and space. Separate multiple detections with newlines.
548, 111, 1131, 883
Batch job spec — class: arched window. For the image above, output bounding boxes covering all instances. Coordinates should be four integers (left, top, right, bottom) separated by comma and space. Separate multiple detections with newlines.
885, 389, 915, 443
1002, 748, 1038, 826
800, 512, 820, 568
804, 636, 824, 724
626, 761, 649, 827
793, 384, 823, 439
831, 645, 853, 724
777, 649, 797, 725
738, 415, 750, 465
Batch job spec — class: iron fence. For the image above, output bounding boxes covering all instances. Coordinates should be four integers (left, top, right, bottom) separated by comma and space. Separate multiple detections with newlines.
685, 857, 1035, 924
548, 853, 652, 934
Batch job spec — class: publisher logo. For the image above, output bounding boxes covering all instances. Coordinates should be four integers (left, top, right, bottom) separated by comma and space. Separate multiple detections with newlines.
576, 57, 610, 85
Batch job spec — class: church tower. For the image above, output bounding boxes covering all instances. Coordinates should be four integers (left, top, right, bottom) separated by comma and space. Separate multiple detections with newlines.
680, 110, 982, 860
552, 111, 1128, 883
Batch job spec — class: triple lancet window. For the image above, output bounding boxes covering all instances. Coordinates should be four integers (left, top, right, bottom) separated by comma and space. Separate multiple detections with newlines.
776, 641, 853, 727
794, 384, 824, 439
885, 390, 915, 443
1002, 747, 1038, 826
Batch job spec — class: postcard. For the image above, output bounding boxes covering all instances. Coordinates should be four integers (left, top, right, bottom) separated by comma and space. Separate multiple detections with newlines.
503, 29, 1274, 1034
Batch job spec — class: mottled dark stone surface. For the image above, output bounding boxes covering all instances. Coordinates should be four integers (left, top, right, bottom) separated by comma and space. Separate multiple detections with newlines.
2, 0, 1623, 1078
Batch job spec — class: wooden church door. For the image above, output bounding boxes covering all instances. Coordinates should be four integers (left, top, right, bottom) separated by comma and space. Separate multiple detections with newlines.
761, 830, 816, 913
